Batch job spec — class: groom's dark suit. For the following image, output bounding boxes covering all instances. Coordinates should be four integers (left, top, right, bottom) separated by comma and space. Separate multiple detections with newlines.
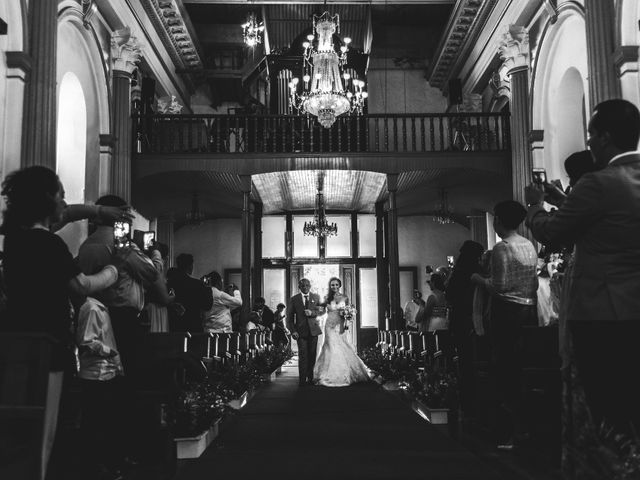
286, 292, 322, 384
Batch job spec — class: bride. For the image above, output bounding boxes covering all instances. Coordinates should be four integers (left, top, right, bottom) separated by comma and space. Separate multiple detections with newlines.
313, 277, 370, 387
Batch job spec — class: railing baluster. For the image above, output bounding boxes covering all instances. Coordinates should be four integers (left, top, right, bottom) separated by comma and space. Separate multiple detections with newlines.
430, 117, 435, 151
262, 116, 267, 153
328, 122, 333, 153
393, 117, 398, 151
177, 116, 184, 152
420, 117, 426, 152
281, 118, 286, 153
338, 117, 344, 152
402, 117, 407, 152
411, 117, 416, 152
253, 116, 258, 153
476, 115, 482, 151
235, 116, 240, 152
375, 118, 379, 152
271, 118, 277, 153
310, 117, 314, 152
357, 117, 362, 153
188, 117, 193, 152
504, 114, 511, 150
319, 120, 324, 152
216, 116, 221, 153
493, 115, 500, 150
439, 117, 444, 151
384, 118, 389, 152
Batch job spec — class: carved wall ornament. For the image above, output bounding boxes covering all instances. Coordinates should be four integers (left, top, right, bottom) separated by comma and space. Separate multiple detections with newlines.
498, 24, 530, 74
111, 27, 143, 75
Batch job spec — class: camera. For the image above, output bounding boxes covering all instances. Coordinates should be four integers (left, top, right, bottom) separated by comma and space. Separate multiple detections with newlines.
532, 167, 547, 185
113, 221, 131, 248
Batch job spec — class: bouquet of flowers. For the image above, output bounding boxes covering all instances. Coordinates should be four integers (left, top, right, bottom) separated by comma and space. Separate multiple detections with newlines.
338, 304, 357, 331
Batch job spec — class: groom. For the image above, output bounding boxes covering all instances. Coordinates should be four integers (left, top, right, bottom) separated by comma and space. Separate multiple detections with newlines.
286, 278, 323, 386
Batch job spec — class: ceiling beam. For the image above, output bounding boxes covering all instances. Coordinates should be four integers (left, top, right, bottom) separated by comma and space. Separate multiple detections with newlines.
182, 1, 454, 5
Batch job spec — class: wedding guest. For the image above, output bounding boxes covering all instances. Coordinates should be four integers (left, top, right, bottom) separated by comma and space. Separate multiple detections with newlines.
145, 242, 173, 333
203, 271, 242, 334
75, 295, 124, 480
77, 194, 159, 378
472, 200, 538, 449
272, 303, 289, 347
446, 240, 484, 420
253, 297, 275, 331
525, 99, 640, 466
169, 254, 213, 332
0, 166, 119, 480
418, 273, 448, 332
225, 283, 242, 331
403, 290, 424, 331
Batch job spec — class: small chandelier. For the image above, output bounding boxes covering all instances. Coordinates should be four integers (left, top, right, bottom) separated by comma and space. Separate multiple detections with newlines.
433, 190, 453, 225
186, 192, 205, 225
241, 12, 264, 48
304, 183, 337, 237
289, 9, 367, 128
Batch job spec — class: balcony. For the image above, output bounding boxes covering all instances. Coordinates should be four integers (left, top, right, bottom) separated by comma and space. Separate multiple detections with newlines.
133, 112, 511, 178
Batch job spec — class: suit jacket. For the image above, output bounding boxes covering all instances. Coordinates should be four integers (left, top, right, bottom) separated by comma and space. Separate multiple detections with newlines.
286, 292, 323, 337
168, 271, 213, 332
526, 152, 640, 322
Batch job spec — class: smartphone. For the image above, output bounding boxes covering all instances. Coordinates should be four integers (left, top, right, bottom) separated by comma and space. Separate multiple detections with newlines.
447, 256, 455, 268
143, 231, 155, 250
532, 167, 547, 184
113, 221, 131, 248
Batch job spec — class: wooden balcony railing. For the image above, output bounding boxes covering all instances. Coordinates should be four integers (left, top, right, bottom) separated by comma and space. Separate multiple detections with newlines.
135, 113, 511, 155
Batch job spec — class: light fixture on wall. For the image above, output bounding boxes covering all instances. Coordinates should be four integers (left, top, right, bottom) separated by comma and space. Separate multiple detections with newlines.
288, 4, 367, 128
241, 12, 264, 48
186, 192, 205, 225
304, 175, 337, 237
433, 189, 453, 225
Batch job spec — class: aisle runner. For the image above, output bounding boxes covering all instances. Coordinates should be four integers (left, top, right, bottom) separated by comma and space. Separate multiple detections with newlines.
174, 369, 509, 480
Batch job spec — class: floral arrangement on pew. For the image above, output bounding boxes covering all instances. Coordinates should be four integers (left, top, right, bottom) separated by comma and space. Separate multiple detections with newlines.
170, 381, 235, 437
406, 366, 458, 409
360, 347, 420, 383
251, 344, 294, 375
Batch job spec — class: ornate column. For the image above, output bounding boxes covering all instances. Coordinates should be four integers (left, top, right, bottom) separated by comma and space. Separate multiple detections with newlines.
157, 217, 175, 268
386, 174, 401, 330
375, 201, 389, 330
20, 0, 57, 168
499, 25, 531, 208
252, 202, 263, 303
4, 52, 31, 174
110, 28, 142, 202
240, 176, 252, 321
585, 0, 620, 107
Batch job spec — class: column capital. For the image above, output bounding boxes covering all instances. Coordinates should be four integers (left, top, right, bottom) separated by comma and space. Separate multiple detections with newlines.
498, 25, 530, 76
111, 27, 143, 75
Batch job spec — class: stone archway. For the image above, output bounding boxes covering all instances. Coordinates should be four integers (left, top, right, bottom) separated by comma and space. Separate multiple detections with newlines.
531, 9, 589, 187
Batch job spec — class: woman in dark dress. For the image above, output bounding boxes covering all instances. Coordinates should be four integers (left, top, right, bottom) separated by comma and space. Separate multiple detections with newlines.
1, 166, 119, 480
446, 240, 485, 421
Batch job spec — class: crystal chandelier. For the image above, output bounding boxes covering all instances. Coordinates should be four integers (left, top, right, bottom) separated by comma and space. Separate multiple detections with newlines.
433, 190, 453, 225
241, 12, 264, 48
304, 184, 337, 237
289, 9, 367, 128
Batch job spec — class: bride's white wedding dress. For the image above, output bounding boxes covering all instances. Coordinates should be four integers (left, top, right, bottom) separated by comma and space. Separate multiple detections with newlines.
313, 299, 370, 387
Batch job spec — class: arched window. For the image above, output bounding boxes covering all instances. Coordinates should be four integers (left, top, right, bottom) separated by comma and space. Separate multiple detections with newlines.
56, 71, 87, 204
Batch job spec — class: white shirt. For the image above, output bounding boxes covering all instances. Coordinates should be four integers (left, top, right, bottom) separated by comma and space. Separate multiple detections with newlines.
403, 300, 421, 328
609, 150, 640, 164
204, 287, 242, 333
76, 297, 123, 381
